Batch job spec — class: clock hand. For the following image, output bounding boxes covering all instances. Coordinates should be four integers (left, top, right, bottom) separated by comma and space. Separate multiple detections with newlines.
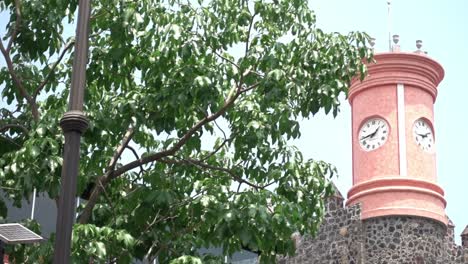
416, 132, 430, 138
360, 127, 379, 141
369, 126, 380, 138
360, 134, 372, 141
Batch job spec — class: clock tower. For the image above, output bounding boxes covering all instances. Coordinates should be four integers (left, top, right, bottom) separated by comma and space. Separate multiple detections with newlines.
280, 38, 468, 264
346, 38, 447, 225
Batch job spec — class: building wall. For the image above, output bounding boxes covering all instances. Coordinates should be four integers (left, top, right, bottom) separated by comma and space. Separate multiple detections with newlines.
279, 196, 468, 264
0, 191, 57, 238
363, 216, 446, 263
278, 197, 364, 264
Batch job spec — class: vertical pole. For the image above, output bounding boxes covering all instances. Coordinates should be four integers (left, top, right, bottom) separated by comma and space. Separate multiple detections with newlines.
76, 197, 80, 219
387, 1, 392, 51
53, 0, 91, 263
30, 188, 37, 219
0, 241, 4, 264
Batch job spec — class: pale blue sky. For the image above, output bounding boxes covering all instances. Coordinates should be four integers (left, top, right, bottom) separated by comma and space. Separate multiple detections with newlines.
297, 0, 468, 243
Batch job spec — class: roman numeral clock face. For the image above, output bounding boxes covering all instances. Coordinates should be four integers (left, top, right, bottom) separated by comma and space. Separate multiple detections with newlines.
413, 118, 434, 152
358, 117, 389, 151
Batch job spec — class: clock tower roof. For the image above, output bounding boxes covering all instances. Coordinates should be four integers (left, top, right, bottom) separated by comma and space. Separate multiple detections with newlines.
329, 182, 344, 200
462, 225, 468, 236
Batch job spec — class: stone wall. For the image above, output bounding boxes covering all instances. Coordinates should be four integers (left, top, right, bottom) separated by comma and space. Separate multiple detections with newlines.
278, 197, 364, 264
446, 223, 468, 264
363, 216, 446, 263
279, 196, 468, 264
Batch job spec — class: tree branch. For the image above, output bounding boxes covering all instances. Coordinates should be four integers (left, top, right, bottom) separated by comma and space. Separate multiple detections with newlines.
108, 126, 135, 171
0, 134, 21, 148
78, 125, 134, 224
79, 50, 259, 224
125, 145, 144, 175
0, 123, 28, 135
109, 89, 242, 182
79, 87, 242, 224
212, 50, 240, 69
6, 0, 21, 53
0, 36, 39, 121
98, 179, 119, 224
200, 118, 231, 162
201, 136, 230, 162
33, 41, 75, 99
161, 157, 262, 190
0, 186, 21, 191
240, 82, 260, 93
245, 12, 257, 55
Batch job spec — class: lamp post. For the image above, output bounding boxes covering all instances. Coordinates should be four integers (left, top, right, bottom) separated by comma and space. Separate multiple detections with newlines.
53, 0, 91, 262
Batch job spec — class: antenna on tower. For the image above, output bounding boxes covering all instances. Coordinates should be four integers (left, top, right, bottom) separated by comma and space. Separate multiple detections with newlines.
387, 1, 392, 51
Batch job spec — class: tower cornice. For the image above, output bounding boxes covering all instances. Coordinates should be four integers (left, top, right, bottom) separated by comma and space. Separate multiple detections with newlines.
349, 53, 445, 103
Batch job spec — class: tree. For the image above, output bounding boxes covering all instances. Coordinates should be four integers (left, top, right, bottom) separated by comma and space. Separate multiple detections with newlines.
0, 0, 372, 262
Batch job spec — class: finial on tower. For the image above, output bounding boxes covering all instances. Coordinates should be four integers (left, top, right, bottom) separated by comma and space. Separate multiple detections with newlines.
414, 40, 427, 55
369, 37, 376, 50
392, 34, 400, 52
416, 40, 422, 49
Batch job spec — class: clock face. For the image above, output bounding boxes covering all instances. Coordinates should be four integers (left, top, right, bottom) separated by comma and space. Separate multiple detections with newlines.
413, 119, 434, 152
358, 117, 389, 151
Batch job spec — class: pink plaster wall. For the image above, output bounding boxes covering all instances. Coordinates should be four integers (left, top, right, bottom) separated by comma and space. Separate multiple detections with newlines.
351, 85, 399, 185
346, 52, 447, 225
405, 85, 437, 182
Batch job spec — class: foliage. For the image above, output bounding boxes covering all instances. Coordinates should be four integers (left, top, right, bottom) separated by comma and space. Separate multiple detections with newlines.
0, 0, 372, 262
70, 224, 137, 263
171, 256, 203, 264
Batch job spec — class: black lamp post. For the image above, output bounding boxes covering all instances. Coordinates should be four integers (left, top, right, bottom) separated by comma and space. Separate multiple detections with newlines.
53, 0, 91, 262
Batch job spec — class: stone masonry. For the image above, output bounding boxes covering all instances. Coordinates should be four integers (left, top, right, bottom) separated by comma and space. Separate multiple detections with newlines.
279, 187, 468, 264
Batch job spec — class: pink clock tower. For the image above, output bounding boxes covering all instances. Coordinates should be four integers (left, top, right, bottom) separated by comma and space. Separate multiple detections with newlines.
281, 37, 468, 264
346, 39, 447, 225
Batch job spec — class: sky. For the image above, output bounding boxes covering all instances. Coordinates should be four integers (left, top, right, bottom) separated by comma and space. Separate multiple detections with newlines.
0, 0, 467, 246
297, 0, 468, 243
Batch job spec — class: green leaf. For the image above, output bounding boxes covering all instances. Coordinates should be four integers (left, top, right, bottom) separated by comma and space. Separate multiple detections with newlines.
30, 146, 40, 158
170, 256, 203, 264
94, 241, 107, 258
